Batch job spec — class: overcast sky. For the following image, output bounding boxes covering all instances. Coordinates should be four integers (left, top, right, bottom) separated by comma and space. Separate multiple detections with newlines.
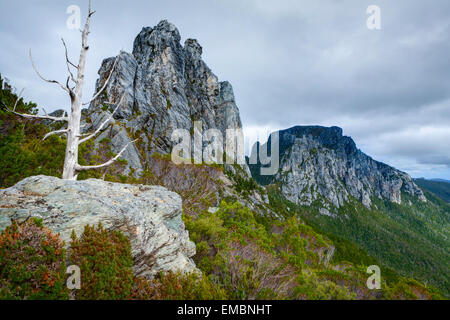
1, 0, 450, 179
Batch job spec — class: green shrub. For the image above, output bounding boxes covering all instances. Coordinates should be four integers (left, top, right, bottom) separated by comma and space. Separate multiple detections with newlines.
146, 271, 227, 300
0, 218, 68, 300
183, 213, 227, 273
128, 277, 158, 300
225, 169, 259, 198
68, 223, 134, 300
383, 278, 442, 300
215, 240, 297, 299
294, 272, 355, 300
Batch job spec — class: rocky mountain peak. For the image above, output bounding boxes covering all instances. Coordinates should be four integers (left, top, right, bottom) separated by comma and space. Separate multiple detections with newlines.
184, 38, 203, 58
132, 20, 182, 64
252, 125, 426, 212
84, 20, 244, 176
277, 126, 357, 158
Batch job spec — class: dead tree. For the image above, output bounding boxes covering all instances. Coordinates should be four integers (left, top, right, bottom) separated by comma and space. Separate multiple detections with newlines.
4, 0, 136, 180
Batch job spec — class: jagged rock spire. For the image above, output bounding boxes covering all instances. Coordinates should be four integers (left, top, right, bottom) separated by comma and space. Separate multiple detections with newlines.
85, 20, 244, 176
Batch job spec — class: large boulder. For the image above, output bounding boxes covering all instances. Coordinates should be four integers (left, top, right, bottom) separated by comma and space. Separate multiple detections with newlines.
0, 175, 197, 279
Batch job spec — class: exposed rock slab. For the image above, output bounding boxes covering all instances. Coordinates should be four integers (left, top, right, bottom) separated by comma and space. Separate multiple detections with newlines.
0, 175, 197, 279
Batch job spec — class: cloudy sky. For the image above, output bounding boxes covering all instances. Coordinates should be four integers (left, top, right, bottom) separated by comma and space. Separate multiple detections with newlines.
1, 0, 450, 179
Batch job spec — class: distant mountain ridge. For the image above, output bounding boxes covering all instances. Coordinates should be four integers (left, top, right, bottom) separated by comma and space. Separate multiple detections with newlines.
430, 178, 450, 184
250, 125, 426, 211
414, 178, 450, 203
250, 126, 449, 294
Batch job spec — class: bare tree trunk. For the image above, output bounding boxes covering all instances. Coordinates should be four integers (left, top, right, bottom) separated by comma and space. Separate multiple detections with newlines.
62, 3, 92, 180
63, 106, 81, 180
5, 0, 137, 181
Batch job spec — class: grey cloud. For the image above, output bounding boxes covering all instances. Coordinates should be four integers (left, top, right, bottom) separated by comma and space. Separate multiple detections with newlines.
417, 156, 450, 167
1, 0, 449, 178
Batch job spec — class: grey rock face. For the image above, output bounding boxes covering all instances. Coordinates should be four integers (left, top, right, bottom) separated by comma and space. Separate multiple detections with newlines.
83, 20, 244, 175
0, 175, 197, 278
261, 126, 426, 209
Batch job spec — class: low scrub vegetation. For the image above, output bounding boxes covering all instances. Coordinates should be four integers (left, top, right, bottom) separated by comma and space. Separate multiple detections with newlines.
0, 209, 441, 300
0, 81, 443, 300
0, 218, 68, 300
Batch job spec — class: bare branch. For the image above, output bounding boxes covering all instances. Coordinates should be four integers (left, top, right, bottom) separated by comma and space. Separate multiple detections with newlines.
81, 0, 94, 41
29, 50, 70, 94
13, 88, 25, 111
88, 0, 95, 18
43, 129, 68, 141
75, 138, 138, 172
7, 109, 69, 122
61, 38, 77, 83
82, 56, 118, 105
3, 89, 69, 122
65, 76, 73, 99
78, 94, 125, 144
61, 38, 78, 69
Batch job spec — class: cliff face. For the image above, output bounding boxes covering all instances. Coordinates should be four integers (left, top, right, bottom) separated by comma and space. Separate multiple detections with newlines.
81, 21, 426, 212
83, 20, 243, 175
254, 126, 426, 210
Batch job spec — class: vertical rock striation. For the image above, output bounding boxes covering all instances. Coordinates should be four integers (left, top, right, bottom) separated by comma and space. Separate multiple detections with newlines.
83, 20, 243, 175
252, 126, 426, 210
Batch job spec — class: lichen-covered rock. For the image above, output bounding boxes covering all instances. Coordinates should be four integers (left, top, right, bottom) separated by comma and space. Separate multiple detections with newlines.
0, 175, 197, 279
83, 20, 245, 176
253, 126, 426, 210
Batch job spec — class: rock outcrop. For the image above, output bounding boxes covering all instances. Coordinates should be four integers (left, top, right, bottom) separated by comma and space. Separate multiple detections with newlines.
251, 126, 426, 210
0, 175, 197, 279
83, 20, 244, 176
